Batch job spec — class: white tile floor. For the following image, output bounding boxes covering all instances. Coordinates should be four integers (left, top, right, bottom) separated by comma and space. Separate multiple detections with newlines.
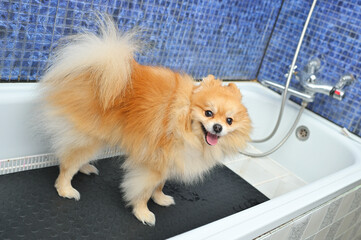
223, 144, 307, 199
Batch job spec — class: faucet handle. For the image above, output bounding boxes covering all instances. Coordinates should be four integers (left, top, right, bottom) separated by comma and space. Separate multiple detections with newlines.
335, 74, 355, 89
330, 88, 345, 101
305, 57, 322, 74
330, 74, 355, 101
284, 65, 298, 78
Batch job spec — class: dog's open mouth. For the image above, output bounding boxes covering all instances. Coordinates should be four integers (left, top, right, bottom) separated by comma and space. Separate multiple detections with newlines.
201, 124, 219, 146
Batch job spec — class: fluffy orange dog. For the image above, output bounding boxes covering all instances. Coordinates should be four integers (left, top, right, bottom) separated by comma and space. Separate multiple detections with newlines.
41, 16, 251, 226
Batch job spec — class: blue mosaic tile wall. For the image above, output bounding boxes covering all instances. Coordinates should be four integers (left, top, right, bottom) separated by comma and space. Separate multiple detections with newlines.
0, 0, 280, 81
258, 0, 361, 137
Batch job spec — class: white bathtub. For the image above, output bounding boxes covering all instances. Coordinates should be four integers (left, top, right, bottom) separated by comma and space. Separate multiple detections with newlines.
1, 82, 361, 239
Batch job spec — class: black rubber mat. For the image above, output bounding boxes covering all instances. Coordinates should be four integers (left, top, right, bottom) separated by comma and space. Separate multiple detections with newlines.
0, 157, 268, 239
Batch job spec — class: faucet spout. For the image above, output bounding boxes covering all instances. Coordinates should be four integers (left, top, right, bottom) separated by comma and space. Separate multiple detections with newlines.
299, 74, 346, 101
296, 59, 355, 101
301, 81, 334, 95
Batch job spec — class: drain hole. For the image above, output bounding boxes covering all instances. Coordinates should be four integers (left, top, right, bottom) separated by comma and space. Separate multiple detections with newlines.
296, 126, 310, 141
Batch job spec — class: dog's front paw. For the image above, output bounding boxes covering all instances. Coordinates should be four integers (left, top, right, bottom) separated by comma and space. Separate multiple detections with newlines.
79, 163, 99, 175
133, 207, 156, 226
152, 192, 175, 207
55, 184, 81, 201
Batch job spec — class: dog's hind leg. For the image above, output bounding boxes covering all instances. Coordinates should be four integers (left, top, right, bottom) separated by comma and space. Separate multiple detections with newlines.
151, 182, 175, 207
121, 166, 165, 226
55, 141, 100, 201
79, 162, 99, 175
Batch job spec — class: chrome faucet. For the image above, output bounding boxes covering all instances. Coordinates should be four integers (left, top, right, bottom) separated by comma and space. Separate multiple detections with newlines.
262, 57, 355, 102
295, 58, 355, 101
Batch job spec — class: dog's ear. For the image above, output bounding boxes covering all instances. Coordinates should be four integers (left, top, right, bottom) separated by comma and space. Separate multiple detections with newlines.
227, 82, 238, 91
203, 74, 216, 83
194, 74, 222, 93
202, 74, 222, 87
227, 83, 242, 100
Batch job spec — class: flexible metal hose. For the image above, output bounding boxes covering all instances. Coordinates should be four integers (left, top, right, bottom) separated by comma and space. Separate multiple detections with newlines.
240, 101, 308, 158
252, 0, 318, 143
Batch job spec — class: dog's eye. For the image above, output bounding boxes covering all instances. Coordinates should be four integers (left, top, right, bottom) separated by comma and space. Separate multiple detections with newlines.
205, 110, 213, 117
226, 118, 233, 125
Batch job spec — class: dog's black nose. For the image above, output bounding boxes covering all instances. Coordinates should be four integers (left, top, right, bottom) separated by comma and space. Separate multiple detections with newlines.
213, 124, 222, 133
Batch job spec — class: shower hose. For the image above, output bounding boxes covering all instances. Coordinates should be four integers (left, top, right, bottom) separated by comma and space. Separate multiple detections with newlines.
240, 101, 308, 158
240, 0, 317, 158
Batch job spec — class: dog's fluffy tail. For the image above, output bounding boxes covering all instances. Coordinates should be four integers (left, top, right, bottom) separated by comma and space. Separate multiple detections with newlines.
42, 15, 139, 109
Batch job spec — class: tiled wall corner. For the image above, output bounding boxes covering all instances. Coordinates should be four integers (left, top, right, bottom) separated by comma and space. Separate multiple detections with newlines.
258, 0, 361, 137
255, 185, 361, 240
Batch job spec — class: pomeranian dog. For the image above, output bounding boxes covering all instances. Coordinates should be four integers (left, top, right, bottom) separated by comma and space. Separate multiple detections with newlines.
41, 15, 251, 226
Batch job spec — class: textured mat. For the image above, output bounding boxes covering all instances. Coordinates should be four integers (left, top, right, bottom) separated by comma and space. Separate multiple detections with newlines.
0, 157, 268, 239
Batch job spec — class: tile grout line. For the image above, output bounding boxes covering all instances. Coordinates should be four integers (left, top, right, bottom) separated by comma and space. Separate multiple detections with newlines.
253, 173, 293, 187
333, 206, 361, 239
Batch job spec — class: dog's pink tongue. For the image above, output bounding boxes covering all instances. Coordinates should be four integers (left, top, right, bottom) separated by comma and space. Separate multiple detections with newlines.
206, 133, 218, 146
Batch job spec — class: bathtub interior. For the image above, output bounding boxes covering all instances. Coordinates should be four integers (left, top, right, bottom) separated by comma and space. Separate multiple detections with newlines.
221, 82, 359, 199
224, 145, 307, 199
1, 81, 358, 201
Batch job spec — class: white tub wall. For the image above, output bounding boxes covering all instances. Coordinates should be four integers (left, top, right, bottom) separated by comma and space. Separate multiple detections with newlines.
0, 83, 52, 159
237, 82, 357, 183
255, 185, 361, 240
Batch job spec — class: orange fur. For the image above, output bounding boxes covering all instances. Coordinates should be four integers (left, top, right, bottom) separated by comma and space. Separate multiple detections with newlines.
41, 16, 251, 226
